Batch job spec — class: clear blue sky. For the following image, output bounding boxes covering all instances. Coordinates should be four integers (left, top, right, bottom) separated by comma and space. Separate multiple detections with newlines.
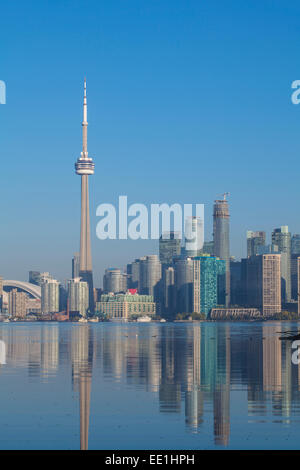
1, 0, 300, 286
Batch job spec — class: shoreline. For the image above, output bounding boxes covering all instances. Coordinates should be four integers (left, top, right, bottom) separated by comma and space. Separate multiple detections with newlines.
1, 318, 300, 324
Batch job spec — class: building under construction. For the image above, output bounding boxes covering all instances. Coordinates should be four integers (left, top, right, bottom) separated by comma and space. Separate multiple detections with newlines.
213, 194, 230, 306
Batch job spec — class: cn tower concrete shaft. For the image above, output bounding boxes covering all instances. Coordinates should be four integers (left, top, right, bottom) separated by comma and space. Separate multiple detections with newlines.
80, 175, 92, 272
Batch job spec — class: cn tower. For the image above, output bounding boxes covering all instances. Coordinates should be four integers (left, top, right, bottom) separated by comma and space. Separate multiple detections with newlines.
75, 80, 95, 312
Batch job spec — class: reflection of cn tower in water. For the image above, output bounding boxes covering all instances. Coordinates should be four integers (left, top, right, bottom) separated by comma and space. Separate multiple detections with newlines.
71, 325, 93, 450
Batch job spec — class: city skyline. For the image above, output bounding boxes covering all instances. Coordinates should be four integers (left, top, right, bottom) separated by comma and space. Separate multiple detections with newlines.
2, 1, 300, 285
2, 0, 300, 454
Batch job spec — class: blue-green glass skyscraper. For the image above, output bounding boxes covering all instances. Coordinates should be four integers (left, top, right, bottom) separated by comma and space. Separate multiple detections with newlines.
193, 255, 226, 316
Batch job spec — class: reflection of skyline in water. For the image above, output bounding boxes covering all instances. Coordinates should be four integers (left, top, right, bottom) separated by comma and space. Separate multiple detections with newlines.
1, 322, 300, 449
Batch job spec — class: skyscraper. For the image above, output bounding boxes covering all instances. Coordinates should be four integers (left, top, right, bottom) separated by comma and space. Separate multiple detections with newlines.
201, 241, 214, 256
159, 231, 181, 266
103, 268, 127, 294
272, 226, 291, 302
184, 217, 204, 257
192, 258, 201, 314
257, 244, 279, 255
230, 260, 243, 306
68, 278, 89, 317
291, 235, 300, 301
213, 195, 230, 306
29, 271, 53, 286
247, 231, 266, 257
72, 253, 80, 279
246, 254, 281, 316
41, 279, 60, 314
75, 80, 95, 313
174, 257, 193, 313
126, 259, 141, 290
193, 256, 226, 316
292, 234, 300, 255
139, 255, 162, 300
173, 255, 225, 316
29, 271, 41, 286
129, 256, 162, 298
162, 266, 175, 315
298, 257, 300, 316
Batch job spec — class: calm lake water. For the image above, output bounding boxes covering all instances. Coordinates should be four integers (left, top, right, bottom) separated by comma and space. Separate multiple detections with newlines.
0, 321, 300, 450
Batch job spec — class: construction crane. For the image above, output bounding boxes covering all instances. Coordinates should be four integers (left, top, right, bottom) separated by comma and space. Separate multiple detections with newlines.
217, 192, 230, 201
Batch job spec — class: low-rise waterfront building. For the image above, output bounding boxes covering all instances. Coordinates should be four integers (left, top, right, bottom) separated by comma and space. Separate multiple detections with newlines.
210, 307, 261, 320
96, 290, 156, 319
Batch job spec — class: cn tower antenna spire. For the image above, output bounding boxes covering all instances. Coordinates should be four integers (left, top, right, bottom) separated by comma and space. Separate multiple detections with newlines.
82, 78, 88, 158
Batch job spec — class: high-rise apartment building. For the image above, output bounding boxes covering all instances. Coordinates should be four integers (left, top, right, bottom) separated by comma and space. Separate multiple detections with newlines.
193, 256, 226, 316
127, 256, 162, 297
68, 278, 89, 317
173, 256, 225, 316
291, 254, 300, 301
292, 234, 300, 255
246, 254, 281, 316
103, 268, 127, 294
257, 244, 279, 255
213, 195, 230, 306
41, 279, 60, 314
174, 257, 194, 313
192, 258, 201, 314
183, 217, 204, 257
59, 284, 68, 312
201, 241, 214, 256
230, 260, 243, 306
75, 80, 95, 313
291, 235, 300, 301
29, 271, 41, 286
298, 257, 300, 316
127, 259, 141, 290
272, 226, 291, 302
8, 289, 27, 318
0, 276, 2, 313
159, 231, 181, 266
29, 271, 52, 286
72, 253, 80, 279
162, 266, 175, 315
139, 255, 162, 299
247, 231, 266, 257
